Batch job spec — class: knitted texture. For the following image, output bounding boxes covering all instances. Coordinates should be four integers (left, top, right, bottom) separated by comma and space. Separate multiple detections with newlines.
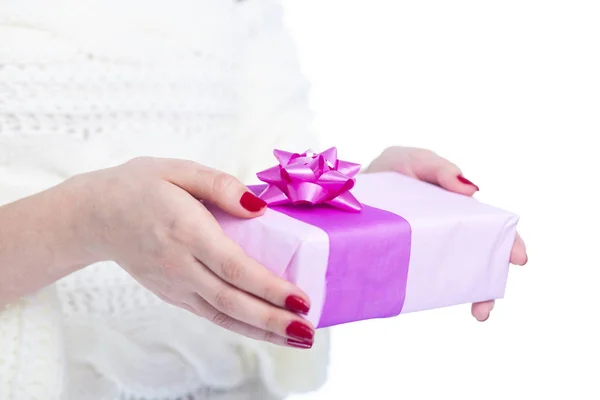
0, 1, 329, 399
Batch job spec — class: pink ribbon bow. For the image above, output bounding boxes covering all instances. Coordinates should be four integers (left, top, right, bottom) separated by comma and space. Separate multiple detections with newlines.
256, 147, 363, 212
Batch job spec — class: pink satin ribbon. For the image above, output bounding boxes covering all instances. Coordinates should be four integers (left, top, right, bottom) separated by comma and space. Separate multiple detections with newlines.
256, 147, 363, 212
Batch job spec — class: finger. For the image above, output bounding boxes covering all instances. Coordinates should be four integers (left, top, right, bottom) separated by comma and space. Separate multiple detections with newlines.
412, 150, 479, 196
192, 212, 311, 315
510, 232, 528, 266
471, 300, 495, 321
162, 159, 267, 218
470, 233, 526, 321
189, 259, 315, 345
179, 293, 310, 348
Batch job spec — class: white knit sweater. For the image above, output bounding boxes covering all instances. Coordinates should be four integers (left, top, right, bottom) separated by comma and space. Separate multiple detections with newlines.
0, 1, 329, 399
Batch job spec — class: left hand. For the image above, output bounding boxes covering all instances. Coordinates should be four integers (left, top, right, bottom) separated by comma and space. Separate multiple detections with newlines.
366, 146, 528, 322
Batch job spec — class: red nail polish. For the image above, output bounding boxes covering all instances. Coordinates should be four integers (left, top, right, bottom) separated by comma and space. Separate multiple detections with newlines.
285, 295, 310, 315
240, 192, 267, 212
457, 175, 480, 191
286, 321, 314, 342
287, 339, 313, 349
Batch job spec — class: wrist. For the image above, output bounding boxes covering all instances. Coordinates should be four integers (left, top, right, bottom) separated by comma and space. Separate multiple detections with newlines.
0, 175, 103, 304
53, 173, 107, 267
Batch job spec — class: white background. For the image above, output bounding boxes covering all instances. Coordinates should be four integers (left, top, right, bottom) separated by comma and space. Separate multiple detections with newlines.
283, 1, 600, 399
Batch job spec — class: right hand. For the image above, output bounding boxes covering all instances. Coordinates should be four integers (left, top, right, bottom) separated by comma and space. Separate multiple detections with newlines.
74, 157, 314, 349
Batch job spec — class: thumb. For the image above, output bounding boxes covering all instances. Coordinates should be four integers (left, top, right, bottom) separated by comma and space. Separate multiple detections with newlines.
164, 160, 267, 218
414, 151, 479, 197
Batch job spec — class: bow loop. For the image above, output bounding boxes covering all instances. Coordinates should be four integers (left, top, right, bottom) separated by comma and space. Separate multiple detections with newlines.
256, 147, 362, 212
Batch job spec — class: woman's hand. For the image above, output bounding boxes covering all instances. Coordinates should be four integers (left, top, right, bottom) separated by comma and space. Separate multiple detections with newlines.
366, 146, 528, 322
76, 157, 314, 348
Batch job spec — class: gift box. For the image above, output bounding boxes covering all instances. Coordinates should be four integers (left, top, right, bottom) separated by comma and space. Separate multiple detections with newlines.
210, 148, 519, 328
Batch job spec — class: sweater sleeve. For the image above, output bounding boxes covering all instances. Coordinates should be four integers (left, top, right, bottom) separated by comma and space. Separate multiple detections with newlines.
235, 0, 322, 184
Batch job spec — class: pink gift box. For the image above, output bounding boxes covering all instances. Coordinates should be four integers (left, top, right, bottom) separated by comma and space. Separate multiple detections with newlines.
209, 148, 518, 328
210, 171, 518, 328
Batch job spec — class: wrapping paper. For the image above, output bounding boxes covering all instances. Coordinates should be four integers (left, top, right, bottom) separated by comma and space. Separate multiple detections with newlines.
211, 171, 518, 328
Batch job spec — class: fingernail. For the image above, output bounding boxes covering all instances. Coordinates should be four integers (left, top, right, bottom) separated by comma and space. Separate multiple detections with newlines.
457, 175, 480, 191
240, 192, 267, 212
286, 321, 314, 342
287, 339, 313, 349
285, 295, 310, 315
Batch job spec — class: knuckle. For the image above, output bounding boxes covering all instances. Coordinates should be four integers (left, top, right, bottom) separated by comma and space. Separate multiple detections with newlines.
210, 172, 238, 197
155, 291, 176, 305
448, 158, 461, 169
167, 215, 194, 244
212, 312, 235, 330
220, 257, 243, 283
412, 148, 437, 162
126, 156, 153, 169
127, 156, 146, 165
263, 331, 279, 344
262, 312, 279, 332
179, 302, 200, 316
158, 259, 184, 283
261, 282, 279, 304
149, 248, 184, 283
420, 148, 436, 157
214, 290, 235, 313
